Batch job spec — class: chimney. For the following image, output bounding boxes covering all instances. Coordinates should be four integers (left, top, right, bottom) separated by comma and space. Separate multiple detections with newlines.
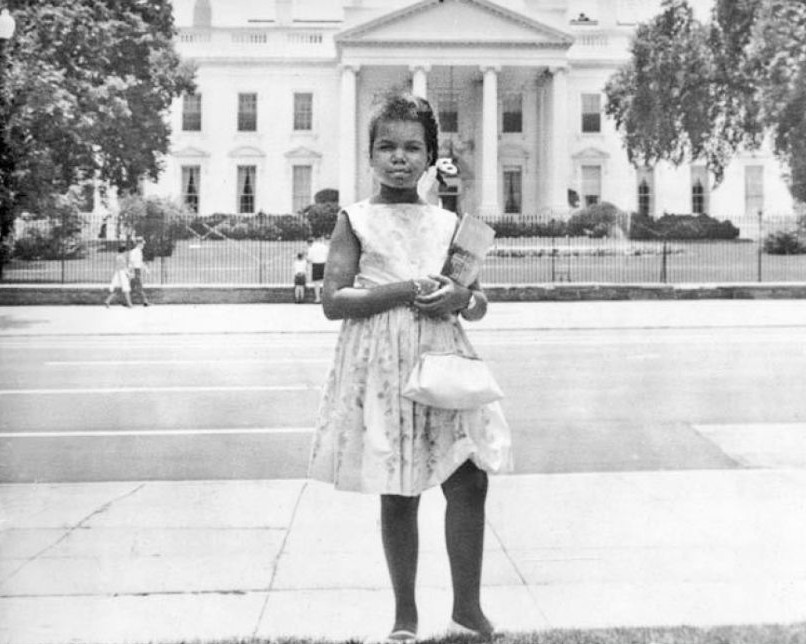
193, 0, 212, 28
276, 0, 293, 26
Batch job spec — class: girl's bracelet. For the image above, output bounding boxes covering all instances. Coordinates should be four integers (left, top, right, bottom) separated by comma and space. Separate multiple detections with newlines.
409, 279, 422, 303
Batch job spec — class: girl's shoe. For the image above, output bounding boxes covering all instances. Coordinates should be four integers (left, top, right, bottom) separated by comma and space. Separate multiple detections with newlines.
385, 629, 417, 644
447, 619, 497, 639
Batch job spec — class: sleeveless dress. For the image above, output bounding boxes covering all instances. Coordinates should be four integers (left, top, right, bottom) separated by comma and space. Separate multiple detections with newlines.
307, 200, 512, 496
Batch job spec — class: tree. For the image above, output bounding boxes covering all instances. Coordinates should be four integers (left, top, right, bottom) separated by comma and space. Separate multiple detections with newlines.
604, 0, 806, 201
0, 1, 195, 272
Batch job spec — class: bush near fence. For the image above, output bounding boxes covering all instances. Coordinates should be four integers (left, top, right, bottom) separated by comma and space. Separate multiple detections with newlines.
489, 202, 741, 242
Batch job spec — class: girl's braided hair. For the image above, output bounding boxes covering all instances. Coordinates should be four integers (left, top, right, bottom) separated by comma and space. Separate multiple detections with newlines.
368, 92, 439, 167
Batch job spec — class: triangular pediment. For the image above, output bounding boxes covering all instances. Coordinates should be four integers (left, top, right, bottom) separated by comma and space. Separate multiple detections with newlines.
228, 146, 265, 158
284, 146, 323, 160
337, 0, 572, 47
173, 146, 209, 158
572, 147, 610, 160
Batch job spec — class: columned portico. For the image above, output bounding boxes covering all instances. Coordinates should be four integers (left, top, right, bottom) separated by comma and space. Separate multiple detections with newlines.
479, 65, 500, 218
339, 64, 359, 206
548, 66, 569, 211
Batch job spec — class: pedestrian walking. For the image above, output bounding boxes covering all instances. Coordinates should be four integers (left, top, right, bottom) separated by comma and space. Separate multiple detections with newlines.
293, 251, 307, 303
308, 92, 511, 642
306, 234, 328, 303
128, 237, 150, 306
104, 244, 133, 308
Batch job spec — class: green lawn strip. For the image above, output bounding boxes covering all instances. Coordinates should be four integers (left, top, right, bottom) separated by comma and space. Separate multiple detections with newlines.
128, 623, 806, 644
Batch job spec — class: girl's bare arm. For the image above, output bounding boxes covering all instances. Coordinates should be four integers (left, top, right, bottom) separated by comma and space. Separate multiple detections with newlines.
322, 212, 429, 320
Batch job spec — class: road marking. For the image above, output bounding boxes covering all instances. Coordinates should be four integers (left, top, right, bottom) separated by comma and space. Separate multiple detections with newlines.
0, 427, 316, 438
44, 359, 330, 366
0, 385, 316, 396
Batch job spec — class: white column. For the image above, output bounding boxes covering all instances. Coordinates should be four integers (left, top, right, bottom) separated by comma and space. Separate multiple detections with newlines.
479, 65, 500, 218
339, 64, 359, 206
410, 64, 430, 99
549, 66, 569, 212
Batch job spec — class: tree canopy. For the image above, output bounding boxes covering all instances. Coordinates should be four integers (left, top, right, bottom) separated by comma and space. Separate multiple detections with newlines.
604, 0, 806, 202
0, 0, 195, 240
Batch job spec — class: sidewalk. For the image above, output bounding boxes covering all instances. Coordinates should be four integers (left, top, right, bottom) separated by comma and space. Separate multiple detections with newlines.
1, 300, 806, 643
2, 298, 805, 336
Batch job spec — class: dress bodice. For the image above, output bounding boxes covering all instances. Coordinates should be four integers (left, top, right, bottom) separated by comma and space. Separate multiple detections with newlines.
345, 200, 457, 288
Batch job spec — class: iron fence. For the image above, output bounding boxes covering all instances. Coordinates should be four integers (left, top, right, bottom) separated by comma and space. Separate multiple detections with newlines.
3, 214, 805, 286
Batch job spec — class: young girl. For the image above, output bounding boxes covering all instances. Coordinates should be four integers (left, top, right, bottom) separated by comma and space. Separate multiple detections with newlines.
308, 93, 511, 641
293, 251, 307, 303
104, 244, 133, 308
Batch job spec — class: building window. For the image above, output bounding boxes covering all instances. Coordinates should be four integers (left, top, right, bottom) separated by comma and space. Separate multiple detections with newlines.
182, 166, 201, 213
502, 93, 522, 133
581, 165, 601, 206
237, 165, 256, 213
238, 93, 257, 132
636, 167, 654, 217
581, 94, 601, 133
292, 165, 312, 213
79, 183, 95, 212
503, 167, 522, 214
745, 165, 764, 216
182, 94, 202, 131
438, 92, 458, 133
293, 92, 313, 131
689, 166, 709, 215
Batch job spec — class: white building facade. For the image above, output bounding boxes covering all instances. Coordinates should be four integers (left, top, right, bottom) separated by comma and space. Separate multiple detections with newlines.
148, 0, 795, 235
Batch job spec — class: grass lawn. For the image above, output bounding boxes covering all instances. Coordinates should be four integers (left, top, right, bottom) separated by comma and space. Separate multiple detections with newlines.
3, 238, 806, 285
139, 622, 806, 644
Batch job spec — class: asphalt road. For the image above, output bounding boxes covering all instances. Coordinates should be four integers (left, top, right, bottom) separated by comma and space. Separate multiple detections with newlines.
1, 324, 805, 483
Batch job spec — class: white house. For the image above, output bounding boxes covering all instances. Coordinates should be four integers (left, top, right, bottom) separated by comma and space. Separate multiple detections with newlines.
146, 0, 795, 236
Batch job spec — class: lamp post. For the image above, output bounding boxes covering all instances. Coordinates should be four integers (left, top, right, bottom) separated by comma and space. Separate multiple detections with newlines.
0, 7, 17, 281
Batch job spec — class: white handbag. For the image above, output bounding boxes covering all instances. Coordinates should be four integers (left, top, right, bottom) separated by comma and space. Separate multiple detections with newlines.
402, 352, 504, 410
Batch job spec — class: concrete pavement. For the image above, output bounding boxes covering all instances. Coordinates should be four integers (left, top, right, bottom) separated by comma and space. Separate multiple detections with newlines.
1, 300, 806, 643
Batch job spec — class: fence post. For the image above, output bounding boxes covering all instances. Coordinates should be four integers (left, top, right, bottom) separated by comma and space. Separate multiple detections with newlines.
550, 236, 556, 282
259, 236, 264, 284
660, 237, 668, 284
757, 209, 763, 283
61, 205, 66, 284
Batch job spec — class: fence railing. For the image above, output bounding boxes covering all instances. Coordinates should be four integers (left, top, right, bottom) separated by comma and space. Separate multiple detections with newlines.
3, 215, 805, 286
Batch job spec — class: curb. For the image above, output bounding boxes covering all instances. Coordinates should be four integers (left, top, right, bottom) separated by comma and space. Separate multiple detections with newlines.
2, 283, 806, 305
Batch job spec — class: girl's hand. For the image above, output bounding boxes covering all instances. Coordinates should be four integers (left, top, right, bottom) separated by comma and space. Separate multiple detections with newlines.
413, 274, 471, 317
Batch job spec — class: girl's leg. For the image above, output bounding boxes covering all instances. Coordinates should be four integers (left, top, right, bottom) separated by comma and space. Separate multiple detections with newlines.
381, 494, 420, 635
441, 460, 493, 635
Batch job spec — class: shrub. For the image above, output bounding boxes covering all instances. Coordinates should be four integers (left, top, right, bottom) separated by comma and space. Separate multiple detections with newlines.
490, 217, 568, 238
303, 202, 339, 238
567, 202, 622, 238
763, 230, 806, 254
629, 212, 740, 241
119, 195, 190, 259
314, 189, 339, 204
274, 214, 312, 240
12, 192, 87, 260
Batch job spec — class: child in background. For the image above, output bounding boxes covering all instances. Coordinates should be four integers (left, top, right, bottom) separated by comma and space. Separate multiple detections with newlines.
293, 251, 307, 303
308, 92, 511, 642
104, 244, 133, 308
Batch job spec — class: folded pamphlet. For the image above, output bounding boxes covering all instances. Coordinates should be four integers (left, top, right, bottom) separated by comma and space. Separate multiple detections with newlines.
442, 214, 496, 287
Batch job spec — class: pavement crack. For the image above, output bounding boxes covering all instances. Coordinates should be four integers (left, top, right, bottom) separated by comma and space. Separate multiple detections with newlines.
251, 479, 308, 639
0, 483, 146, 587
485, 517, 553, 628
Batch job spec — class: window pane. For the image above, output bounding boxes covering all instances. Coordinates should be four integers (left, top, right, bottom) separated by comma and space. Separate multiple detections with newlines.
183, 94, 202, 131
581, 93, 601, 133
182, 166, 200, 213
503, 168, 522, 214
237, 165, 256, 213
292, 165, 312, 213
581, 165, 601, 205
294, 93, 313, 130
438, 92, 458, 133
238, 93, 257, 131
502, 93, 522, 133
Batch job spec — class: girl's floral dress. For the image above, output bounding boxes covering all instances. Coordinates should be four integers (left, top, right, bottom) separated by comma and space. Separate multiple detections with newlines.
308, 200, 512, 496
